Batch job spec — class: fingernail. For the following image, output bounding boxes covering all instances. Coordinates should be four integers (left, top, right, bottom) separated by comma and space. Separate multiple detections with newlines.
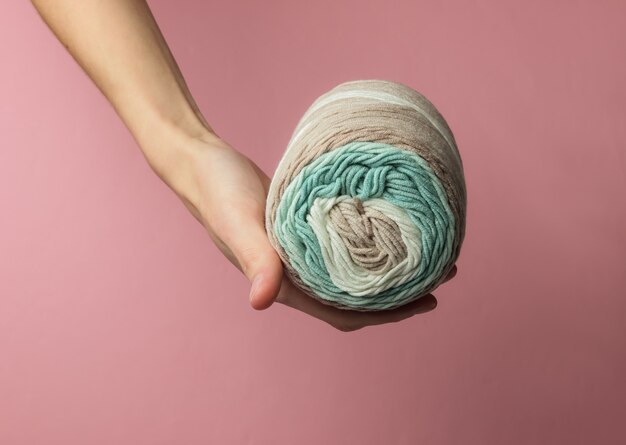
249, 274, 263, 303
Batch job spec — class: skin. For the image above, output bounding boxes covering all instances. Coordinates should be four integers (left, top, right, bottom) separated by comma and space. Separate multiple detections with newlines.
31, 0, 457, 331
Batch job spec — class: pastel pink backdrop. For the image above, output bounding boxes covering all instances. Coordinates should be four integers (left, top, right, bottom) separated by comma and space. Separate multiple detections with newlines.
1, 1, 625, 444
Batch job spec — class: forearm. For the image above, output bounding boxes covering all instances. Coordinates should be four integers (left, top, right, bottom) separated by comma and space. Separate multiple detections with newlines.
31, 0, 216, 182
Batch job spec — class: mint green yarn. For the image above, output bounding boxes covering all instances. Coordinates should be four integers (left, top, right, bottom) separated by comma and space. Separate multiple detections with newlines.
274, 141, 456, 310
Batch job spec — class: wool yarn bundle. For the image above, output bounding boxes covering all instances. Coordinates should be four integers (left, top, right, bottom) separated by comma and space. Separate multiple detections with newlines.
265, 79, 466, 311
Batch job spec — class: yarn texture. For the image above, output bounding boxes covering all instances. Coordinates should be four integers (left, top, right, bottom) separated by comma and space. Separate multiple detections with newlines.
265, 79, 467, 311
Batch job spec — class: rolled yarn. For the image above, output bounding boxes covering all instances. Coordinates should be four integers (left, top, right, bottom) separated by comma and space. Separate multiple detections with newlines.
265, 79, 467, 311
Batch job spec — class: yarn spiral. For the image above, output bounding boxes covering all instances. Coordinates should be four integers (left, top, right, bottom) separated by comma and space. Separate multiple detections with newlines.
265, 79, 467, 311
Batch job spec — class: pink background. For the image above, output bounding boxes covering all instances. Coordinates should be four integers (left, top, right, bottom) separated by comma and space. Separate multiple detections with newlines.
1, 1, 625, 444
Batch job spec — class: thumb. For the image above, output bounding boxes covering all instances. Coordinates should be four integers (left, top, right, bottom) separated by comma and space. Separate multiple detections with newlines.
221, 217, 283, 310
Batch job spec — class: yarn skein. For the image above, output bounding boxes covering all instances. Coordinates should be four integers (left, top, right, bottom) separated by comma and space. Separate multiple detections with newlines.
265, 79, 467, 311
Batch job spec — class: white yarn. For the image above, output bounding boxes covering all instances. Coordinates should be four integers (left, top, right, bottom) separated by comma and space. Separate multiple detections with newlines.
307, 196, 423, 297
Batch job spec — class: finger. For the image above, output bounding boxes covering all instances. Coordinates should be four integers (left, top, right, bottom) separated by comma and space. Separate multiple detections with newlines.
218, 209, 283, 311
353, 294, 438, 328
277, 278, 437, 331
441, 264, 458, 284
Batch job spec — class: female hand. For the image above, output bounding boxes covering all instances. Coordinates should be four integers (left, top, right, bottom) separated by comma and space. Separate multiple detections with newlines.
31, 0, 457, 331
177, 132, 457, 332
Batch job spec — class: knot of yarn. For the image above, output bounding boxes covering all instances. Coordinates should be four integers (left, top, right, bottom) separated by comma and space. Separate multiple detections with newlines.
328, 197, 408, 272
265, 79, 467, 311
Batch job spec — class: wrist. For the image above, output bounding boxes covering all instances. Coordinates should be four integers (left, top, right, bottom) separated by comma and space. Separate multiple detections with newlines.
129, 100, 215, 146
133, 115, 227, 215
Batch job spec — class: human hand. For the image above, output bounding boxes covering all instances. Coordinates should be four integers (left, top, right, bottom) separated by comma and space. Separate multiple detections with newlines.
31, 0, 457, 331
163, 132, 457, 331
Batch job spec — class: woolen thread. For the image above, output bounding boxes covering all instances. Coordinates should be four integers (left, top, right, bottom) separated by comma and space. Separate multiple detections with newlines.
265, 79, 467, 311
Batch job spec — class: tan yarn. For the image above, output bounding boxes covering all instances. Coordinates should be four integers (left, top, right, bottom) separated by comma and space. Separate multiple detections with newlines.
328, 198, 408, 272
265, 79, 467, 311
